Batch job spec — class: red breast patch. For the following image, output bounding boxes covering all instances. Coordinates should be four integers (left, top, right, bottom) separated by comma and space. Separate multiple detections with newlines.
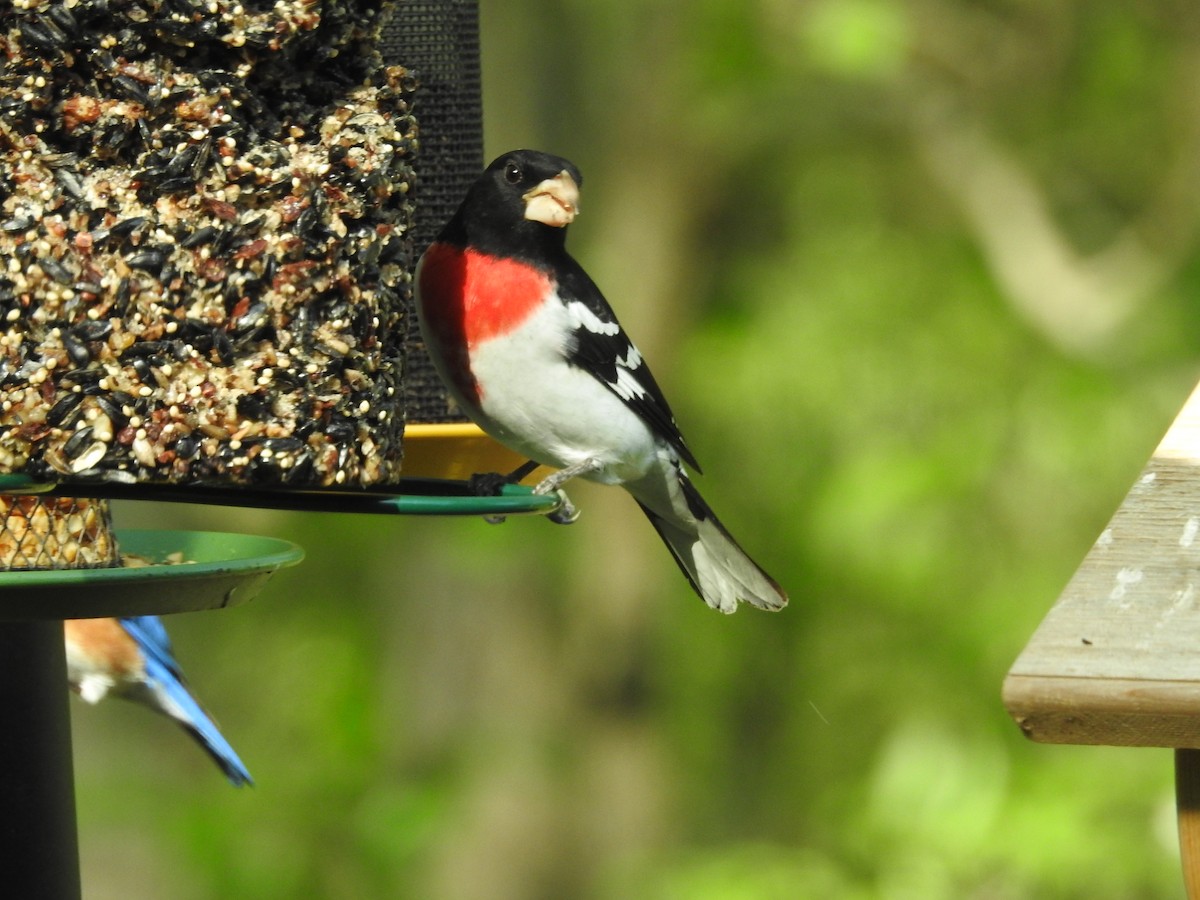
418, 243, 552, 402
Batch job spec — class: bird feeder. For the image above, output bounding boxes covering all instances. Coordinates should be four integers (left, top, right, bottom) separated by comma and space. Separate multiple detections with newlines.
0, 2, 558, 896
1005, 377, 1200, 897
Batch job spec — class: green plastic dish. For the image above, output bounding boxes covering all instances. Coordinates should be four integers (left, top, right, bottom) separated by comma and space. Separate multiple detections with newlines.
0, 530, 304, 621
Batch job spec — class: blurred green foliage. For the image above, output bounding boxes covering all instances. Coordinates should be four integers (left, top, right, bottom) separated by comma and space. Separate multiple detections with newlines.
71, 0, 1200, 897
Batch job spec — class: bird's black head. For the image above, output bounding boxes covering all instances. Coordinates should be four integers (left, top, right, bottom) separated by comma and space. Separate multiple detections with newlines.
440, 150, 583, 259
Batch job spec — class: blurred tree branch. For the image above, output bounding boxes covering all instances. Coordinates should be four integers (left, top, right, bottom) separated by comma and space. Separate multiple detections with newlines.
909, 7, 1200, 358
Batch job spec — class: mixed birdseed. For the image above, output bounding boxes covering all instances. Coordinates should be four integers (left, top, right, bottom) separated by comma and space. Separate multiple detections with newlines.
0, 0, 416, 489
0, 495, 118, 569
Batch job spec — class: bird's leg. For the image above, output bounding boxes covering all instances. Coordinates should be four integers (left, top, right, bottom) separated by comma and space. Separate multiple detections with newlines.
472, 458, 595, 525
532, 457, 602, 526
532, 457, 602, 494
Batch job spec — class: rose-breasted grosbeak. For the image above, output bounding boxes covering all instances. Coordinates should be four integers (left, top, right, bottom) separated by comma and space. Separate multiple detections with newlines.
416, 150, 786, 613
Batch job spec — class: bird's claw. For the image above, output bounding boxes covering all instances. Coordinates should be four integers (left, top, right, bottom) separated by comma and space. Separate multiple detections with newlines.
471, 462, 581, 525
549, 491, 580, 524
534, 484, 579, 525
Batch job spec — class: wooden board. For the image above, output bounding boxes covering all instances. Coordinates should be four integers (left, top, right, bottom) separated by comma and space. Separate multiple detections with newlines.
1004, 380, 1200, 748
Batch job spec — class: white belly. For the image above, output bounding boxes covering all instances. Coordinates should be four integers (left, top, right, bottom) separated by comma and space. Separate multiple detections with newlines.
462, 301, 660, 485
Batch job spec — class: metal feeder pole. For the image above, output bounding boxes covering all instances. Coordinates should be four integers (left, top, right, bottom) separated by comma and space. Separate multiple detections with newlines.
0, 619, 81, 900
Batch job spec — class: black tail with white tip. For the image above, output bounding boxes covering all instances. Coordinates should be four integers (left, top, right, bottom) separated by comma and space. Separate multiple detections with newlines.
634, 470, 787, 614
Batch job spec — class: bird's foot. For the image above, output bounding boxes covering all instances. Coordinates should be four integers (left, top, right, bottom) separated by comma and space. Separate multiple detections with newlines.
545, 489, 580, 525
530, 458, 599, 525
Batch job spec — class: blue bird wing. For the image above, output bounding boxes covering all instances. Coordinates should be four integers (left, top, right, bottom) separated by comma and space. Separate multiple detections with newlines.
119, 616, 253, 787
120, 615, 177, 672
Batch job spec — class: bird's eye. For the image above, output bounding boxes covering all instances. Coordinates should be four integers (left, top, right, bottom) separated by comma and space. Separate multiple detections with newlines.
503, 162, 521, 184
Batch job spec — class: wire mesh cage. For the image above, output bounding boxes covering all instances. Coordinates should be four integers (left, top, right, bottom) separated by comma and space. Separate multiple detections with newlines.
0, 496, 118, 571
0, 0, 482, 499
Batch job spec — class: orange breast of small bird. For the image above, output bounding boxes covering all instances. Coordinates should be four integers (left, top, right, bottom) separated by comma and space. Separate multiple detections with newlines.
65, 618, 143, 678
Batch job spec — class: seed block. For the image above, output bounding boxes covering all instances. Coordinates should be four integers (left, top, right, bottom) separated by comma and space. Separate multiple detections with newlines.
0, 0, 416, 488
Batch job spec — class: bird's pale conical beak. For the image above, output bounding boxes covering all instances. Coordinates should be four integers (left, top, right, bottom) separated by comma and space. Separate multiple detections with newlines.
522, 170, 580, 227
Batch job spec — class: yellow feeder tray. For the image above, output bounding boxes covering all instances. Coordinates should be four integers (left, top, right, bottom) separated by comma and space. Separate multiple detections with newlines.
402, 422, 554, 483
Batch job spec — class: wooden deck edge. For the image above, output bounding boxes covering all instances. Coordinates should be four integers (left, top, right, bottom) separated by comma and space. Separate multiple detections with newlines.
1003, 673, 1200, 749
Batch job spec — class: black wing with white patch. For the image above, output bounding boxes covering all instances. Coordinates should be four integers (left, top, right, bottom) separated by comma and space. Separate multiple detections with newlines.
556, 261, 701, 472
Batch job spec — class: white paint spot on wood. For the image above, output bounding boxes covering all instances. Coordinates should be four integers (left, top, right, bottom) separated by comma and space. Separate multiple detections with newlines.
1140, 471, 1158, 486
1110, 566, 1143, 601
1158, 585, 1196, 629
1096, 528, 1114, 549
1183, 517, 1200, 548
1174, 583, 1196, 611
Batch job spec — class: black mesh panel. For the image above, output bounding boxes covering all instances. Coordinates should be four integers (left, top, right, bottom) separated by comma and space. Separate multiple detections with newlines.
381, 1, 483, 423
